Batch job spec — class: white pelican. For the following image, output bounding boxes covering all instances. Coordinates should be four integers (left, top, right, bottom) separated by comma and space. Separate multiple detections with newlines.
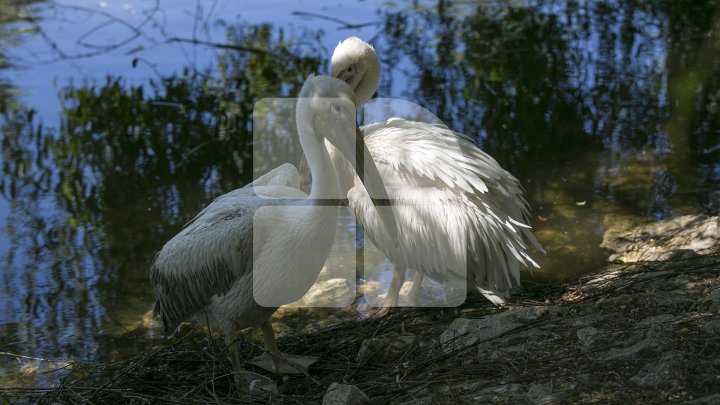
329, 37, 544, 311
150, 75, 398, 387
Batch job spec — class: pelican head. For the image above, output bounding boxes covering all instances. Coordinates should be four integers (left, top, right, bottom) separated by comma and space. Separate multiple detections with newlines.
330, 37, 381, 108
297, 75, 399, 240
296, 75, 358, 155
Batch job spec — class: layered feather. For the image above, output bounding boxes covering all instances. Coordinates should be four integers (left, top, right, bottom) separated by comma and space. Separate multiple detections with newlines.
338, 118, 543, 304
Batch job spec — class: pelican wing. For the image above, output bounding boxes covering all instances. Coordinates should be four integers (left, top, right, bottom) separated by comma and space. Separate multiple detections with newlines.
350, 118, 543, 303
349, 186, 538, 297
363, 119, 513, 194
362, 118, 543, 254
250, 163, 301, 188
150, 184, 304, 334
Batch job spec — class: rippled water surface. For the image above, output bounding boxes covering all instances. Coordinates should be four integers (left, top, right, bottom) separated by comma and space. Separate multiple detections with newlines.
1, 0, 718, 387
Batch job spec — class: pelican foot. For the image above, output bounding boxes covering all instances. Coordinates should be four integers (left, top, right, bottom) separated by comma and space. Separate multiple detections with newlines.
369, 306, 393, 320
234, 371, 277, 393
250, 352, 318, 375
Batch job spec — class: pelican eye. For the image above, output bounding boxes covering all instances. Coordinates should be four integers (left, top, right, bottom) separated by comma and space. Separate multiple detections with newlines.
336, 64, 357, 84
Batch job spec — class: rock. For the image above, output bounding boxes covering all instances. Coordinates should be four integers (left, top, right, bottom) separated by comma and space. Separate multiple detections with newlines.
322, 383, 371, 405
463, 383, 525, 402
441, 306, 564, 352
571, 313, 607, 328
630, 351, 685, 389
605, 322, 671, 360
435, 382, 526, 402
356, 333, 419, 364
576, 326, 602, 350
293, 278, 353, 307
601, 215, 719, 262
640, 314, 683, 325
487, 341, 544, 360
438, 380, 490, 396
705, 314, 720, 334
683, 393, 720, 404
524, 382, 554, 404
441, 317, 517, 352
701, 288, 720, 313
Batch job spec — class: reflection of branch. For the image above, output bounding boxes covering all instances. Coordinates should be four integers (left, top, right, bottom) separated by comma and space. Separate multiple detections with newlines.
0, 351, 59, 363
166, 37, 278, 57
177, 139, 222, 168
61, 1, 158, 49
21, 0, 160, 63
291, 11, 378, 30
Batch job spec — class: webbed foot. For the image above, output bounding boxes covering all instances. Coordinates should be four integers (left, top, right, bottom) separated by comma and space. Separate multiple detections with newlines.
234, 370, 277, 393
250, 352, 318, 375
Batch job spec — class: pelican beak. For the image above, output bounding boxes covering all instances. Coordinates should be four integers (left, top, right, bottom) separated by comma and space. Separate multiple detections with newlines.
315, 101, 399, 241
337, 70, 353, 84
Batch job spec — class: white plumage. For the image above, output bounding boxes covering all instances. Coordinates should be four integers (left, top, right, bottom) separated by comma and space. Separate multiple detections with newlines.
150, 75, 397, 387
330, 37, 544, 308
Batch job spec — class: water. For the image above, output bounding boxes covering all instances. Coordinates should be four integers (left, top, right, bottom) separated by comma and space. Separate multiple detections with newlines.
1, 0, 719, 388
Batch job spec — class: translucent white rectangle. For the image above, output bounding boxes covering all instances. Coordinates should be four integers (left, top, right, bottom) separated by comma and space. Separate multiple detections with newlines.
253, 206, 356, 307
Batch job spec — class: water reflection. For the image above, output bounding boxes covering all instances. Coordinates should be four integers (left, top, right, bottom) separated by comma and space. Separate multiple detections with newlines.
1, 21, 325, 385
376, 0, 719, 277
1, 0, 719, 387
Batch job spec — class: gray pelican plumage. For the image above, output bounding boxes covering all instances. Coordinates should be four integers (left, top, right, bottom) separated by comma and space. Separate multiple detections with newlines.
329, 37, 544, 311
149, 74, 398, 387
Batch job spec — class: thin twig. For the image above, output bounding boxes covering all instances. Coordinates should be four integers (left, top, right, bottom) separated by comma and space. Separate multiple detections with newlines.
291, 11, 379, 30
166, 37, 275, 56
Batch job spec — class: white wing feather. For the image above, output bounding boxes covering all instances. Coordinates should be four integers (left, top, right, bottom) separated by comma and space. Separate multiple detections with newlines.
346, 118, 543, 304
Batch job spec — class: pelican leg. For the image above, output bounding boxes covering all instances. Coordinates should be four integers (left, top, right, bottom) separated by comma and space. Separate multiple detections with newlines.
371, 264, 406, 319
225, 330, 276, 392
226, 332, 243, 373
408, 270, 424, 305
250, 321, 318, 375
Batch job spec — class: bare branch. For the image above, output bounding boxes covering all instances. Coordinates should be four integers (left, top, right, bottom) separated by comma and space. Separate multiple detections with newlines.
165, 37, 276, 56
18, 0, 161, 63
291, 11, 378, 30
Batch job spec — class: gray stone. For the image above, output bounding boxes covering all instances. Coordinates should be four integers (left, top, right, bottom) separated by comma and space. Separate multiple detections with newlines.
524, 382, 554, 405
601, 215, 719, 262
701, 288, 720, 313
356, 333, 417, 364
294, 278, 353, 307
463, 383, 525, 403
706, 315, 720, 333
630, 351, 684, 389
682, 393, 720, 404
441, 306, 564, 351
441, 317, 518, 352
439, 380, 489, 396
576, 326, 602, 349
639, 314, 682, 325
322, 383, 371, 405
606, 323, 670, 360
571, 314, 606, 328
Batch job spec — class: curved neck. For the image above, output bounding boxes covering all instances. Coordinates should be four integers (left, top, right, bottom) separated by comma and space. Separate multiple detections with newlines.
355, 65, 380, 108
325, 140, 356, 195
297, 109, 341, 200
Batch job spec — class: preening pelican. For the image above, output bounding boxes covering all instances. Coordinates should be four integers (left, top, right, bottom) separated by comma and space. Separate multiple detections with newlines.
150, 74, 397, 387
329, 37, 544, 310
